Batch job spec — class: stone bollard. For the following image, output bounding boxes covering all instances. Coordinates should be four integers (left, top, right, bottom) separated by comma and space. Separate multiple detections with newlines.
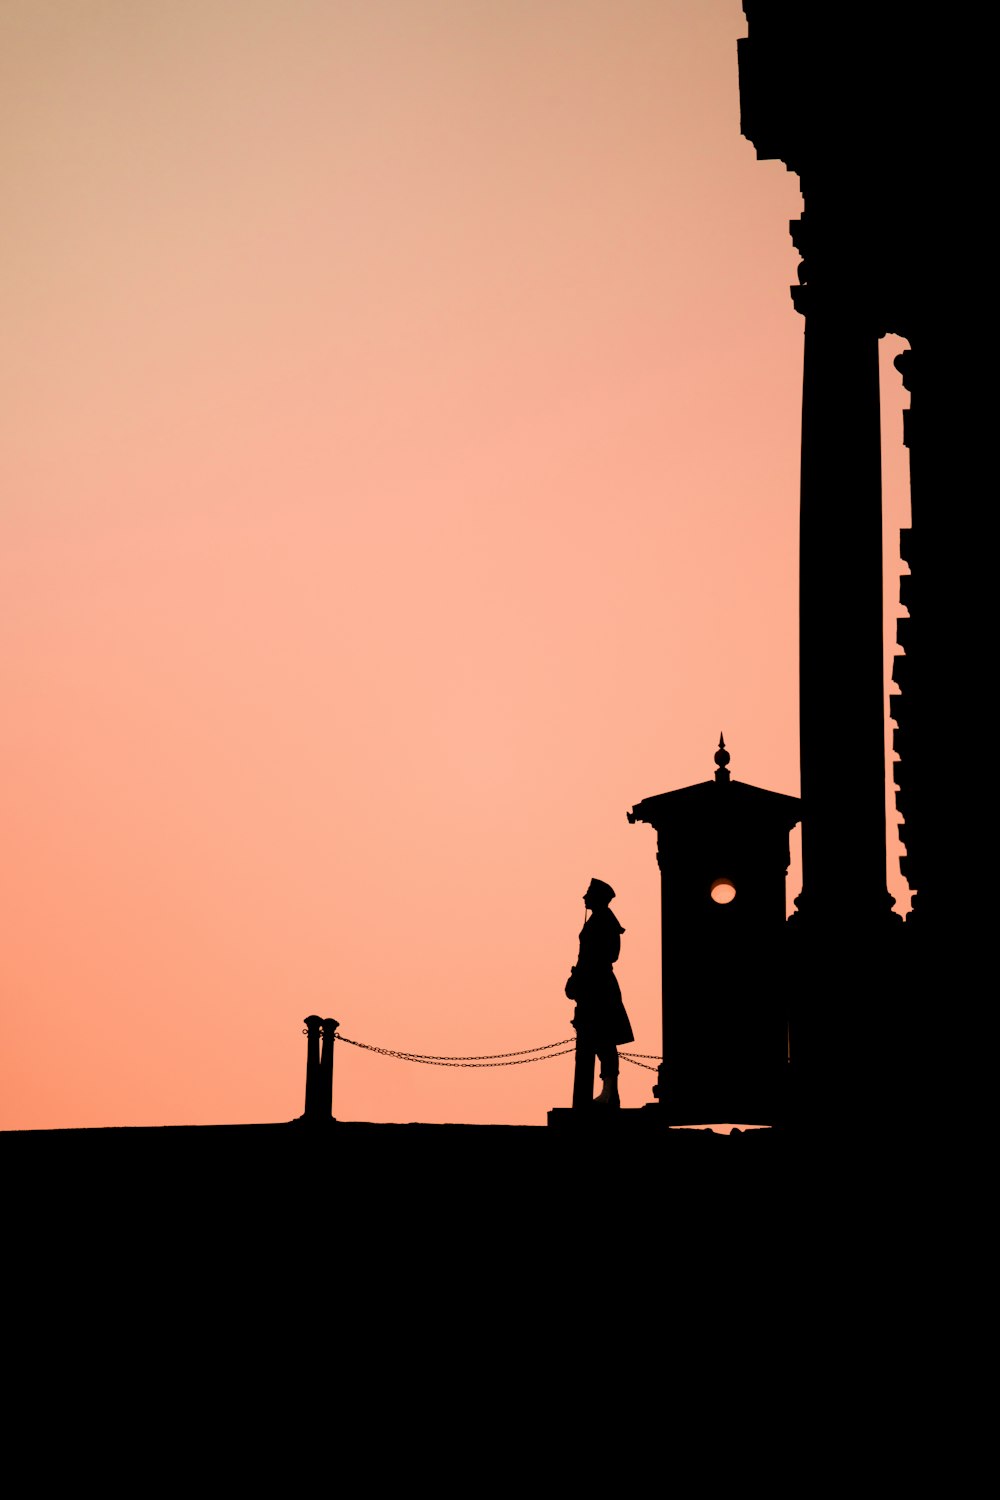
318, 1017, 339, 1119
302, 1015, 339, 1122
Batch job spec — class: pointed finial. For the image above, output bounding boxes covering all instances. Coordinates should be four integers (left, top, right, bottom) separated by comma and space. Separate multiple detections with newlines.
714, 732, 731, 782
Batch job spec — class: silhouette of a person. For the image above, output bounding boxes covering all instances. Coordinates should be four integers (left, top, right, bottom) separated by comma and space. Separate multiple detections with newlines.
566, 878, 634, 1106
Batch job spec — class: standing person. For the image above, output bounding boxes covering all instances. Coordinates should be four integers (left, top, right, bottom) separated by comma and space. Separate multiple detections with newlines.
565, 878, 634, 1106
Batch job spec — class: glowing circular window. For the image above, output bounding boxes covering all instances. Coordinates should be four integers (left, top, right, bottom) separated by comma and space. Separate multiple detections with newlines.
710, 878, 736, 905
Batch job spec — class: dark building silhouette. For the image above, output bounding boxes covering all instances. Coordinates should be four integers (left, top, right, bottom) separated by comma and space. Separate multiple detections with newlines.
629, 738, 799, 1125
736, 4, 988, 1122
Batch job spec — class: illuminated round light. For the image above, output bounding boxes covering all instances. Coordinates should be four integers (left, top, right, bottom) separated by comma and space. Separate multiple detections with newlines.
710, 879, 736, 905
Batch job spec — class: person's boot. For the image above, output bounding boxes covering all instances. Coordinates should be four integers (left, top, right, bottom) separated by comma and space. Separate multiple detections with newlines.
593, 1077, 620, 1108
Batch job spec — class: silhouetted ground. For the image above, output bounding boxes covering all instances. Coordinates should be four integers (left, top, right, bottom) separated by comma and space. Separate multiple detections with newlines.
4, 1115, 794, 1280
5, 1115, 947, 1460
3, 1113, 915, 1275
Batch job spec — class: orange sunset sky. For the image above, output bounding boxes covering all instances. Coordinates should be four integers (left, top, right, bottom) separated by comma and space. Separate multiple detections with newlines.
0, 1, 910, 1130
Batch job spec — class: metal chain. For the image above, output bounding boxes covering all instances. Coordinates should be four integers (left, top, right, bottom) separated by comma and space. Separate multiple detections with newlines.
333, 1034, 577, 1068
619, 1054, 660, 1072
325, 1033, 660, 1071
380, 1037, 575, 1062
338, 1035, 576, 1061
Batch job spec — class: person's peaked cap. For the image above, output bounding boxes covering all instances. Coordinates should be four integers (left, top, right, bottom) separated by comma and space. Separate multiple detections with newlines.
588, 878, 616, 904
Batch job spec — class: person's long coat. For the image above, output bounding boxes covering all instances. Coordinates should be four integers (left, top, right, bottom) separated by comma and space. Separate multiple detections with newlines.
570, 907, 634, 1046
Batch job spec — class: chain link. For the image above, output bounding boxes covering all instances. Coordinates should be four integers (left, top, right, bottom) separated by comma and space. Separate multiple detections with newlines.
333, 1034, 577, 1068
325, 1033, 660, 1072
370, 1037, 576, 1062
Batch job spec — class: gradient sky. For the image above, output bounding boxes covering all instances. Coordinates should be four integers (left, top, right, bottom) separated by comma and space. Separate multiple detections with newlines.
0, 1, 911, 1129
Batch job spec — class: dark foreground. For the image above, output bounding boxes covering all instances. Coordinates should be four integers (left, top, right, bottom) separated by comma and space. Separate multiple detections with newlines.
3, 1113, 926, 1272
4, 1114, 963, 1470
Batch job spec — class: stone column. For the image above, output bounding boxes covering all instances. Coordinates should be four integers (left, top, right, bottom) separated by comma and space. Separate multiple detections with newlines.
302, 1014, 323, 1120
318, 1018, 339, 1119
791, 218, 895, 928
